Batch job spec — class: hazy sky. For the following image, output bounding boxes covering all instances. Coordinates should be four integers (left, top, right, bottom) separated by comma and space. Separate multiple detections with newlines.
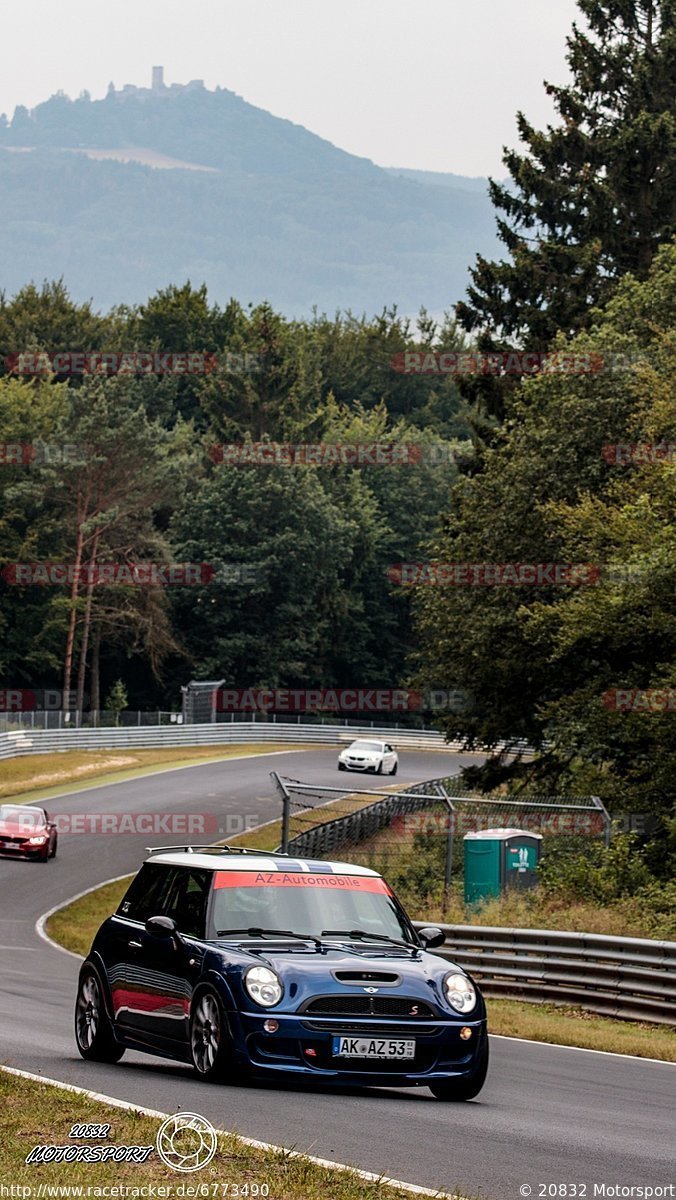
2, 0, 581, 176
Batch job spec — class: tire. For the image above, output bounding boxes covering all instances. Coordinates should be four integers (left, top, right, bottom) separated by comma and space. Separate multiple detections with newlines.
338, 762, 346, 771
190, 988, 239, 1083
375, 760, 383, 775
75, 968, 125, 1063
390, 761, 398, 776
429, 1040, 488, 1101
50, 833, 58, 858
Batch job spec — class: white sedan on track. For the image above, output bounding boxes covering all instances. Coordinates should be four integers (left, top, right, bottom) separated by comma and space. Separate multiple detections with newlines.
337, 739, 398, 775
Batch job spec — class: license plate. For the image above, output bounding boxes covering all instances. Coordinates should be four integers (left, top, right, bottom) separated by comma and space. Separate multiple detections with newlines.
332, 1036, 415, 1059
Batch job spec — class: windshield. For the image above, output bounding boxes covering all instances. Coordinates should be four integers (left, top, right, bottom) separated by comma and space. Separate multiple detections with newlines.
208, 870, 414, 944
349, 742, 383, 752
0, 806, 44, 829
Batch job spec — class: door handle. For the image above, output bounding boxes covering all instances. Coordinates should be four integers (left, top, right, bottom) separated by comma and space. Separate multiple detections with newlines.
128, 940, 142, 949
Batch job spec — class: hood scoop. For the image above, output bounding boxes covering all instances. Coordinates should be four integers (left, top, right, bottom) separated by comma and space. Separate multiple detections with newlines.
333, 970, 400, 985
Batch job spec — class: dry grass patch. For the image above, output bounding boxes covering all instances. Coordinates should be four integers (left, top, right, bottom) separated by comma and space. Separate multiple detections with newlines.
2, 1070, 460, 1197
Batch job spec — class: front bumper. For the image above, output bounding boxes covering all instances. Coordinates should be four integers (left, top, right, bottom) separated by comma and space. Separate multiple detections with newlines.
0, 841, 46, 857
229, 1008, 487, 1086
340, 760, 379, 771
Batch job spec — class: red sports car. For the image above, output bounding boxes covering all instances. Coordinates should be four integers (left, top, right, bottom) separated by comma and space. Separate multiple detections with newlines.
0, 803, 58, 861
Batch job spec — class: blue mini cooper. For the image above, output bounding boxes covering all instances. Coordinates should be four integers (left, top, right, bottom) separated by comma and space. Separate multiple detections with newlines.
75, 846, 488, 1100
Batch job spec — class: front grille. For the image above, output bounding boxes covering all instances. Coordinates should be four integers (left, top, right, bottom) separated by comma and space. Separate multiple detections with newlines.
301, 1019, 442, 1037
303, 995, 436, 1018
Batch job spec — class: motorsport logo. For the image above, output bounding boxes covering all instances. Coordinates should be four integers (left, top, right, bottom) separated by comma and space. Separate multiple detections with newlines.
155, 1113, 218, 1172
24, 1112, 218, 1173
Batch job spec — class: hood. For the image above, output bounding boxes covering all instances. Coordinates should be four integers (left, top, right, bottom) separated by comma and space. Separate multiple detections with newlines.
208, 940, 473, 1015
0, 819, 46, 837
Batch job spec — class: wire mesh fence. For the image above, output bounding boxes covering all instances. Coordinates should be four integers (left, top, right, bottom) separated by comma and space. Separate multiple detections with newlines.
272, 771, 611, 914
0, 710, 182, 733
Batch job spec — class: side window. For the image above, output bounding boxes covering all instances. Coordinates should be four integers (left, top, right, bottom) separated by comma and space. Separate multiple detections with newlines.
117, 864, 178, 923
164, 869, 210, 938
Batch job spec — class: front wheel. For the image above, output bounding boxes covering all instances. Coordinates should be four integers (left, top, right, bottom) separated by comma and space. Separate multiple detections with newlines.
75, 968, 125, 1063
429, 1040, 488, 1101
190, 988, 240, 1083
390, 761, 398, 776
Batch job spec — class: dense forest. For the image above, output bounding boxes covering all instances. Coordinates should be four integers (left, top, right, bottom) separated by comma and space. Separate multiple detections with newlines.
0, 0, 674, 839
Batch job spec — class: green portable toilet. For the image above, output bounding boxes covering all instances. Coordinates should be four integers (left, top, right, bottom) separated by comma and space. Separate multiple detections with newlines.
463, 828, 542, 904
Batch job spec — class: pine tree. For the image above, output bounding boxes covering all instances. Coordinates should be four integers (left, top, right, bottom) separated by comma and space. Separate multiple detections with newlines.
457, 0, 676, 415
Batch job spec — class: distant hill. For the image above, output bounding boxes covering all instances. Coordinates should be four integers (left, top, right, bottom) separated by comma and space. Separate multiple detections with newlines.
385, 167, 496, 193
0, 80, 500, 314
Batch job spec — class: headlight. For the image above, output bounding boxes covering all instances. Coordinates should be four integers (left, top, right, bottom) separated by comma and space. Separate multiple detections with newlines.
443, 973, 476, 1013
244, 966, 283, 1008
28, 835, 47, 844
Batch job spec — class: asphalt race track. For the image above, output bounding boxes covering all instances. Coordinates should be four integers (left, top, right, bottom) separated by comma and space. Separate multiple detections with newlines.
0, 748, 674, 1197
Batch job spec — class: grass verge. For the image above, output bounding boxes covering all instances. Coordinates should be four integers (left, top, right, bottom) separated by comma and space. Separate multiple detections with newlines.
0, 744, 314, 804
487, 998, 675, 1060
45, 875, 676, 1062
1, 1069, 456, 1197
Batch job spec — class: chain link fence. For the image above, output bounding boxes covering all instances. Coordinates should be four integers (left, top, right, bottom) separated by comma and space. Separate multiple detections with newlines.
0, 710, 182, 733
272, 771, 611, 913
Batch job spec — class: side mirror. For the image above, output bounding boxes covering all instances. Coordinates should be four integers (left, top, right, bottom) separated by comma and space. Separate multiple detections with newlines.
145, 915, 178, 940
417, 925, 445, 949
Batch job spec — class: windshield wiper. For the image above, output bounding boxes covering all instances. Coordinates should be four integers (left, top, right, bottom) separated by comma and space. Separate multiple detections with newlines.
321, 928, 418, 952
216, 926, 324, 950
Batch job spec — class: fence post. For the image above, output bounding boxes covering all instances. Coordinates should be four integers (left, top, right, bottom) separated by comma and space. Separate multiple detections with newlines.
439, 784, 456, 915
592, 795, 612, 848
270, 771, 291, 853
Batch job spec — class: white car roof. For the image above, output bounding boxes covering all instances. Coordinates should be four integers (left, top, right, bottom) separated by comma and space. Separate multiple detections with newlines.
145, 850, 382, 875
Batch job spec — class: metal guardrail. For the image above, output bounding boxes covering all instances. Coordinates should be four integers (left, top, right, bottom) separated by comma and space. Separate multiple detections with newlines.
413, 923, 676, 1024
0, 722, 483, 761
